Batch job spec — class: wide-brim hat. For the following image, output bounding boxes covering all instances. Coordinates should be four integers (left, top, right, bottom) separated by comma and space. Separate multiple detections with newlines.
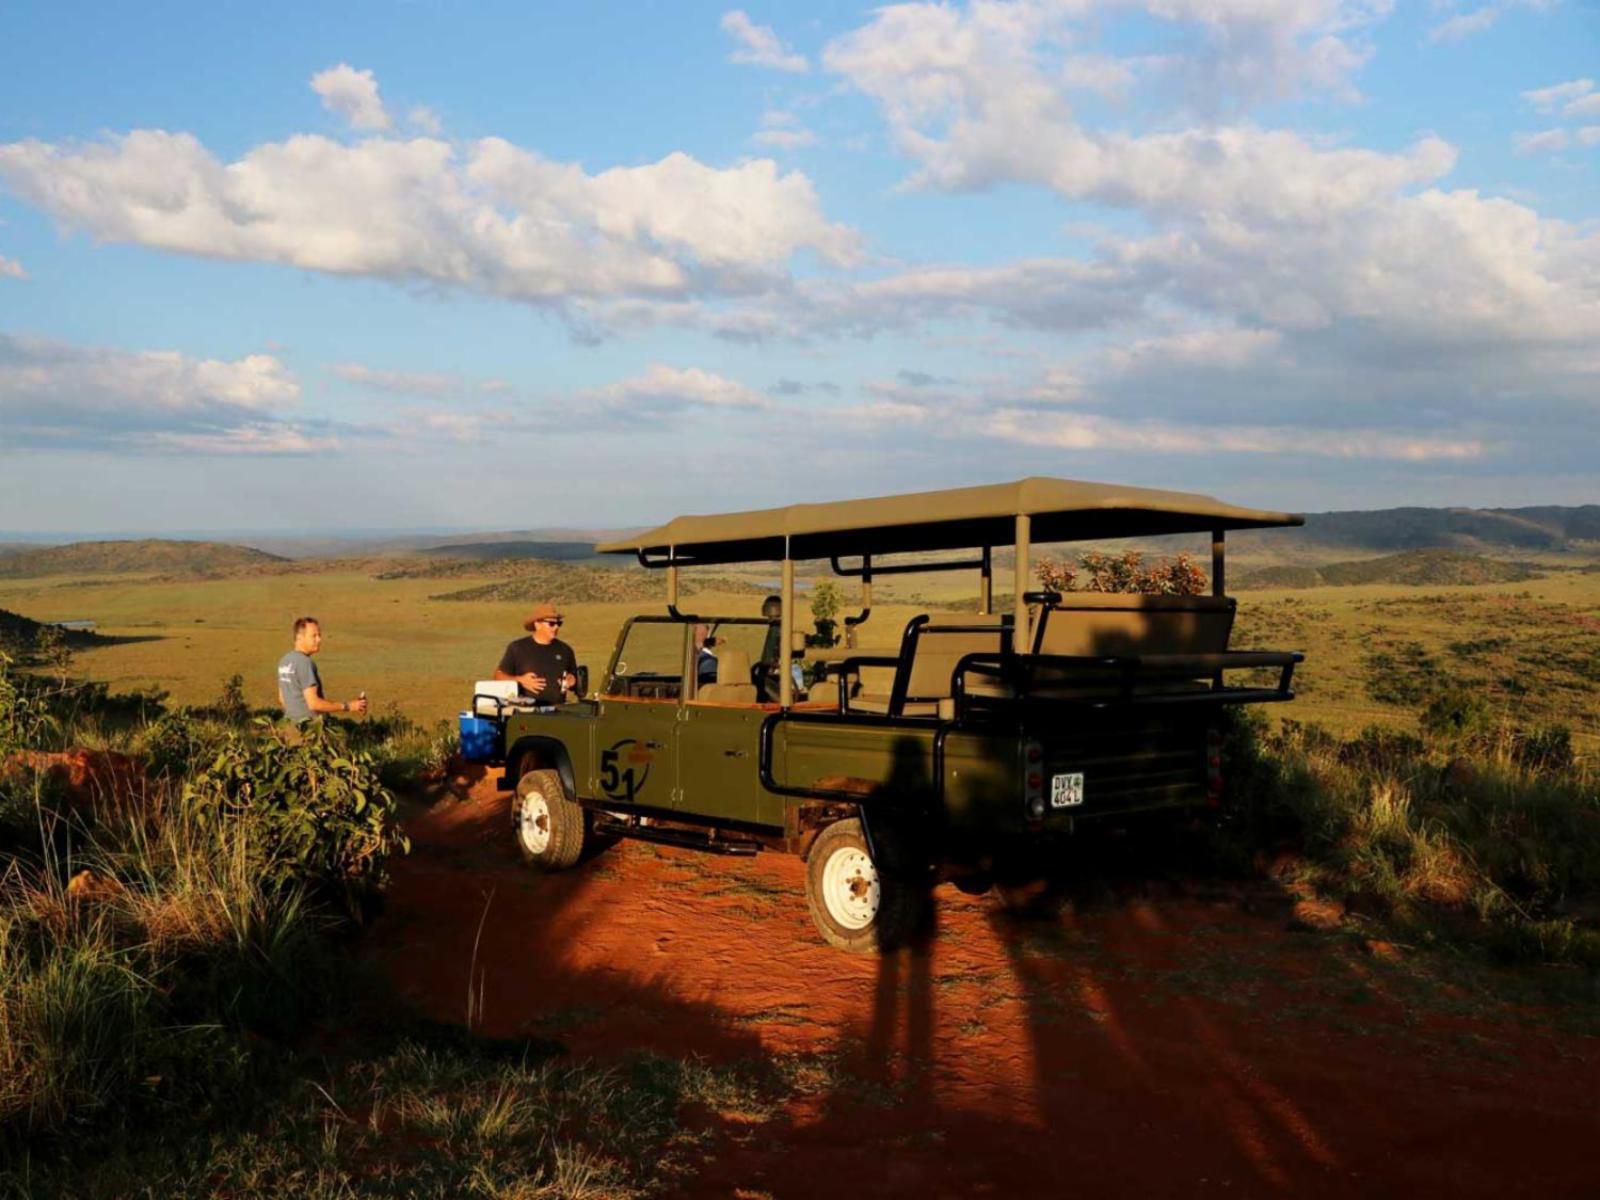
522, 602, 563, 631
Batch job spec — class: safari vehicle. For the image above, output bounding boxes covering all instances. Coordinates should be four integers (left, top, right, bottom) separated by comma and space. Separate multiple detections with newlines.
484, 477, 1304, 952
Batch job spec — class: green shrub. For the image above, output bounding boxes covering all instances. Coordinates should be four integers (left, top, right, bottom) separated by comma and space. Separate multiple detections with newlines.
1419, 684, 1498, 741
183, 719, 408, 917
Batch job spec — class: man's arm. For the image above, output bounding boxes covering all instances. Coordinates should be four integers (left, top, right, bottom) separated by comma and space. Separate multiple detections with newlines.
495, 666, 547, 693
302, 686, 366, 715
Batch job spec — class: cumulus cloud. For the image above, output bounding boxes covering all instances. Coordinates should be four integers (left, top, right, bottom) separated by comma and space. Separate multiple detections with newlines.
0, 333, 328, 454
721, 10, 809, 73
0, 125, 860, 308
586, 364, 770, 418
310, 64, 392, 131
0, 256, 25, 280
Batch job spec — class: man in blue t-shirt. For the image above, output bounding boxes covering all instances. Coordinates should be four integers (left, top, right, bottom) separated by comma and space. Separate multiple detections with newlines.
277, 616, 368, 723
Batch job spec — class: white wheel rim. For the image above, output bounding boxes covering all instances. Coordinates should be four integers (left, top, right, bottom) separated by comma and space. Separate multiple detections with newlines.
821, 846, 879, 930
518, 791, 552, 855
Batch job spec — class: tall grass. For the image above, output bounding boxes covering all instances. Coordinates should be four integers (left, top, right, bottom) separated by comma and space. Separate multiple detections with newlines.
0, 769, 336, 1143
1224, 711, 1600, 966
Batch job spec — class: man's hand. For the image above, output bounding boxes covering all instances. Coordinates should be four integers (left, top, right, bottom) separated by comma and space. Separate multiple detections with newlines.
561, 671, 577, 692
347, 695, 369, 715
520, 672, 546, 694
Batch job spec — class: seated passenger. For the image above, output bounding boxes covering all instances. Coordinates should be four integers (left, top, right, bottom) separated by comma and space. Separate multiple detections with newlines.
694, 623, 719, 685
756, 593, 804, 701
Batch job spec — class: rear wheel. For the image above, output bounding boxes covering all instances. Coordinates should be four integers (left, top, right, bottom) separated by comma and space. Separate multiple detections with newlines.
805, 818, 925, 953
514, 767, 586, 870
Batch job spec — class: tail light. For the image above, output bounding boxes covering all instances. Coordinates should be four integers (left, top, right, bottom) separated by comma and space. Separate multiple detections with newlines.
1024, 740, 1045, 825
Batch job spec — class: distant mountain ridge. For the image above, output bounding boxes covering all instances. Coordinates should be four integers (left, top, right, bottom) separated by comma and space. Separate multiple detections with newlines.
1236, 550, 1543, 590
418, 539, 602, 563
1293, 506, 1600, 552
0, 540, 285, 578
0, 504, 1595, 575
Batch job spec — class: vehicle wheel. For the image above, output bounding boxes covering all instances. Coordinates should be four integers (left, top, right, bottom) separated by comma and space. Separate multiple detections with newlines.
514, 768, 586, 870
805, 818, 926, 954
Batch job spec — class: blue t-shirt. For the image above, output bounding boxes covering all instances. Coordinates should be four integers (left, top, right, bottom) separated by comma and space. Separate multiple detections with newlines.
277, 650, 321, 722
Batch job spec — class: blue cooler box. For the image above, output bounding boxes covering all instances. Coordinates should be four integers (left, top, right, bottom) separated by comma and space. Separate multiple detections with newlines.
458, 712, 501, 763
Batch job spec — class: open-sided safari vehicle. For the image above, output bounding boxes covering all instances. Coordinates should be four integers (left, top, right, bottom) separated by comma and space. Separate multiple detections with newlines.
483, 477, 1304, 952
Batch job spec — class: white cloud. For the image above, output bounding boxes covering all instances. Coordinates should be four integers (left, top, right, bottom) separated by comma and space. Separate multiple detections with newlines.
1427, 0, 1553, 43
986, 408, 1485, 460
310, 64, 392, 131
586, 364, 770, 417
1563, 92, 1600, 119
1523, 79, 1592, 113
150, 426, 339, 455
753, 110, 817, 149
1578, 126, 1600, 148
332, 362, 508, 397
0, 256, 25, 280
721, 10, 809, 73
406, 105, 442, 135
1514, 128, 1568, 156
0, 128, 860, 306
1060, 54, 1137, 100
0, 333, 326, 454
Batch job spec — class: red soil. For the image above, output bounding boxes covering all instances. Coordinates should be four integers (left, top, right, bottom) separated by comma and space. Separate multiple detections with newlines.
370, 769, 1600, 1199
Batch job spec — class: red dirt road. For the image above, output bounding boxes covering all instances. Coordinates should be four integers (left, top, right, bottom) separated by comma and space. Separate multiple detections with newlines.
369, 771, 1600, 1199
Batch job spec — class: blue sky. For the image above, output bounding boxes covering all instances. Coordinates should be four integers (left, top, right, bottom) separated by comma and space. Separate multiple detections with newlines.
1, 0, 1596, 534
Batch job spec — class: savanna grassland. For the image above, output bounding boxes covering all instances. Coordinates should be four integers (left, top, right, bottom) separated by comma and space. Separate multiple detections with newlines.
4, 558, 1597, 750
2, 549, 1598, 1197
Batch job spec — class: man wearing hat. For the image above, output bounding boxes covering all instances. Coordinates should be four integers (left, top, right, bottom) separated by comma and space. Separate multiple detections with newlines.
494, 602, 581, 704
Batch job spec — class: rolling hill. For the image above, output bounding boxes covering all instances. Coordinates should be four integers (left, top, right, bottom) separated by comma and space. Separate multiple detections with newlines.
0, 540, 287, 578
1235, 550, 1543, 590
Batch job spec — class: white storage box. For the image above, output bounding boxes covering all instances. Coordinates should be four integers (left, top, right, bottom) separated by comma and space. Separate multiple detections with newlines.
473, 679, 518, 715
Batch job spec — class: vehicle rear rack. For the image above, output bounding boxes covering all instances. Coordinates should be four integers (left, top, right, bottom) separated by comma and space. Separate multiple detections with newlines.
950, 649, 1302, 714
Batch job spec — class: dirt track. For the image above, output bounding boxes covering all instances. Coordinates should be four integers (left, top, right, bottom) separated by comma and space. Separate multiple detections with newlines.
369, 769, 1600, 1199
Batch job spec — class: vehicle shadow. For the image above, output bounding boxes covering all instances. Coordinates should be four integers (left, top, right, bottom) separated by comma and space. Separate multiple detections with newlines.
374, 766, 1600, 1200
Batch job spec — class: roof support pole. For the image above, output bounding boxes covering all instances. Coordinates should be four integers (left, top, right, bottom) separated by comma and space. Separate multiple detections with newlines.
779, 547, 795, 709
1014, 514, 1031, 655
667, 558, 681, 618
846, 559, 873, 649
1211, 529, 1225, 598
979, 545, 993, 615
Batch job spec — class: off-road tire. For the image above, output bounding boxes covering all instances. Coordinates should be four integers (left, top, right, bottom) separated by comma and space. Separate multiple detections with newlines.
804, 818, 926, 954
514, 768, 586, 870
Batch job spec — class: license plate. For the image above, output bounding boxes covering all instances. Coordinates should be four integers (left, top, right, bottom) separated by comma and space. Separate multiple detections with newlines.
1050, 772, 1084, 808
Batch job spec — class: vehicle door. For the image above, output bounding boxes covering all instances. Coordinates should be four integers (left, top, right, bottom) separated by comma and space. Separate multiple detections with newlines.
590, 619, 684, 813
676, 620, 774, 825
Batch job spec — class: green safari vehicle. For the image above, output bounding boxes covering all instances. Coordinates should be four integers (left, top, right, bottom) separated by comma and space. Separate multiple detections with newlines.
487, 477, 1304, 952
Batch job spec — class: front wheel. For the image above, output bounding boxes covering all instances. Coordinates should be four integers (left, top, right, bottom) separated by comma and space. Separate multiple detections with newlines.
804, 818, 926, 954
514, 767, 586, 870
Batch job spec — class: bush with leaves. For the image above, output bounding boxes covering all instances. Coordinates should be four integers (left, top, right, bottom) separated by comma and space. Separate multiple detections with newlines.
183, 719, 408, 917
1036, 550, 1208, 597
809, 580, 842, 648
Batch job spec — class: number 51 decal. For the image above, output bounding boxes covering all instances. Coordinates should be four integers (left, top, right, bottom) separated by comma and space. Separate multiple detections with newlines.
599, 738, 652, 802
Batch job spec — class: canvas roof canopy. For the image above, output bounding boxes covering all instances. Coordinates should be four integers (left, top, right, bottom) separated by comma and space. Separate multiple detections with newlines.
597, 477, 1303, 567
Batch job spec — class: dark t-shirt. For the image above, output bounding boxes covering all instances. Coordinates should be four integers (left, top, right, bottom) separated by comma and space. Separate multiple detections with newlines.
497, 637, 578, 704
